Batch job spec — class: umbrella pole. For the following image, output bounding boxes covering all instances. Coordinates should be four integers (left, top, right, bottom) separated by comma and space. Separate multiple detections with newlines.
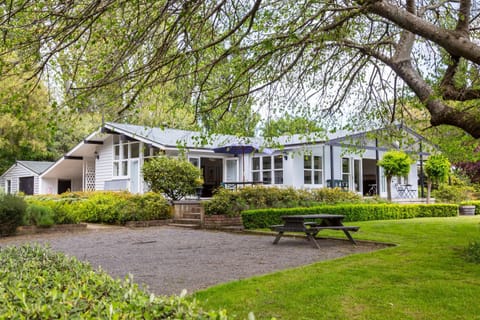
242, 152, 245, 183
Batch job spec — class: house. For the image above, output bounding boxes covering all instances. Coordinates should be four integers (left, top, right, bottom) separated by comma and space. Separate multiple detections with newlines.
0, 161, 54, 195
3, 122, 431, 198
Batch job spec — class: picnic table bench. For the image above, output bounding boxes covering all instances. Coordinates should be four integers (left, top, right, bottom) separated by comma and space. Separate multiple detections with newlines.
270, 214, 360, 249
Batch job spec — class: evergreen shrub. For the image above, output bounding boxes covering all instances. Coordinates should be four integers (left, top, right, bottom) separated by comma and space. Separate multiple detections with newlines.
0, 245, 227, 319
0, 193, 27, 236
241, 204, 459, 229
23, 204, 54, 227
204, 186, 362, 216
27, 192, 171, 225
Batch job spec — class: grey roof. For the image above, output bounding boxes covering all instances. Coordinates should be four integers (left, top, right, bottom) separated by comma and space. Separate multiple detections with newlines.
105, 122, 263, 149
105, 122, 423, 150
17, 161, 54, 174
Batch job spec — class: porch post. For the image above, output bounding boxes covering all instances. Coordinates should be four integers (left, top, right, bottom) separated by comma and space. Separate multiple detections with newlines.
375, 138, 380, 195
330, 144, 334, 188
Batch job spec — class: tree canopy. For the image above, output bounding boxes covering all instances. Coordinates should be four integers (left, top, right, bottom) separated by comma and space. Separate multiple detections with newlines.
1, 0, 479, 138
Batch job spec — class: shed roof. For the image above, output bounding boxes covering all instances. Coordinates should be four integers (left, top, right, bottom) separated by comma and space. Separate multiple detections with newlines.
17, 161, 55, 174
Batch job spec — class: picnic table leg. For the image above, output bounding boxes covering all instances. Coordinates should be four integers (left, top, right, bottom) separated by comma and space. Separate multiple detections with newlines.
342, 230, 357, 245
273, 232, 283, 244
306, 233, 321, 249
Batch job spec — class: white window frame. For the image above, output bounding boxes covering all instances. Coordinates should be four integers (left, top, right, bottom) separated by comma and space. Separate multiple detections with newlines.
303, 155, 323, 185
252, 155, 284, 185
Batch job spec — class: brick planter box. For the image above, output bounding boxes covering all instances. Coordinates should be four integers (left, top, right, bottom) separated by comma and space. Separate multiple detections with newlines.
203, 215, 243, 229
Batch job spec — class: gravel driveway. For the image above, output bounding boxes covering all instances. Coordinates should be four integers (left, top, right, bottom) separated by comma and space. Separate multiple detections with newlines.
0, 226, 387, 296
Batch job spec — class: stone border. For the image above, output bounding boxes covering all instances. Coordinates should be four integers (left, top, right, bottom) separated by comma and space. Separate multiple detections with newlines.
16, 223, 88, 235
125, 219, 172, 228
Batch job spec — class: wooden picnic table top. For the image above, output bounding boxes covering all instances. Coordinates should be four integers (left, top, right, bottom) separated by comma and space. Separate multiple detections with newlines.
281, 214, 345, 220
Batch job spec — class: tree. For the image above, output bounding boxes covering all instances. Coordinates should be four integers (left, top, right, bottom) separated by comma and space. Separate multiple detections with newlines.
0, 64, 57, 172
142, 157, 203, 202
424, 154, 451, 204
378, 150, 413, 201
1, 1, 480, 138
261, 115, 325, 138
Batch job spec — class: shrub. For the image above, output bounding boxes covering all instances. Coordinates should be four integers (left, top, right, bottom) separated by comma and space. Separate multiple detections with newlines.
0, 193, 27, 236
0, 245, 227, 319
464, 239, 480, 263
241, 204, 459, 229
142, 156, 203, 201
432, 183, 474, 203
204, 186, 362, 216
127, 192, 171, 221
310, 187, 362, 204
23, 204, 55, 227
26, 198, 80, 225
27, 192, 171, 225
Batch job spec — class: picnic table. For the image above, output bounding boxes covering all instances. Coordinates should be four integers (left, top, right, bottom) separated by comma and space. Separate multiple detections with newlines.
270, 214, 360, 249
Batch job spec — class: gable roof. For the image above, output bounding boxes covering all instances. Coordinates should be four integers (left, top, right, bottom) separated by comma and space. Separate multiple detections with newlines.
1, 160, 54, 179
17, 161, 55, 174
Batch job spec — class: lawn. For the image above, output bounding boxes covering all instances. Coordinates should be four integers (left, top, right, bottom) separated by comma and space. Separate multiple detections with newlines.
194, 216, 480, 320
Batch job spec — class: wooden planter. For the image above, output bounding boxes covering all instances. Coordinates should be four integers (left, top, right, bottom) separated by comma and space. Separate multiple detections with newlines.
459, 205, 476, 216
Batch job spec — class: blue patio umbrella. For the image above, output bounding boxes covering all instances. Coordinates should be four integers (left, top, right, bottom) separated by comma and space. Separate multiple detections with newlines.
213, 140, 273, 182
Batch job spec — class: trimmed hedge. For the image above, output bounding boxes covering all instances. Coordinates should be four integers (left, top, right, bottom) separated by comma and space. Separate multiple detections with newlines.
26, 192, 171, 225
0, 245, 227, 319
241, 204, 459, 229
204, 186, 363, 216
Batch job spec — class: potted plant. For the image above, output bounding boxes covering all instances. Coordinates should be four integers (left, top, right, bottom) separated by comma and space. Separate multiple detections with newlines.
459, 202, 476, 215
194, 176, 204, 200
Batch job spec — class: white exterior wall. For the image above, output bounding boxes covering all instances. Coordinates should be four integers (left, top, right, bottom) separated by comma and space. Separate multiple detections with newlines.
0, 164, 39, 194
95, 135, 114, 191
40, 178, 57, 194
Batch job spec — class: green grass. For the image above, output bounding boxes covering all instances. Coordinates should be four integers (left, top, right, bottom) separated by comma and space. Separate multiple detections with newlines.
194, 216, 480, 319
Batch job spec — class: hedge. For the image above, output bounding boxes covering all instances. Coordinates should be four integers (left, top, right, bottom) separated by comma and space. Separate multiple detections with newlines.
241, 204, 459, 229
0, 245, 227, 319
204, 186, 363, 216
26, 191, 171, 225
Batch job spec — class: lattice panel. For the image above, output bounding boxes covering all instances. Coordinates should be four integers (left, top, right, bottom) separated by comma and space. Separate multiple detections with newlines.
84, 158, 96, 191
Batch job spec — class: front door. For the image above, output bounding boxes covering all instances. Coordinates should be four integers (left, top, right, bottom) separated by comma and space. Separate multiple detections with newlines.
58, 179, 71, 194
201, 158, 223, 197
225, 158, 238, 182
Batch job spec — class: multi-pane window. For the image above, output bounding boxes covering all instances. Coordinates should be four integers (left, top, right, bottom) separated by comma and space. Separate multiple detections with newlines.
112, 136, 142, 177
304, 155, 323, 185
252, 155, 283, 185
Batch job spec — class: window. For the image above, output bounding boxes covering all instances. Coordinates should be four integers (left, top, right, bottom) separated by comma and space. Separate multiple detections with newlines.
342, 158, 350, 188
252, 155, 283, 185
189, 157, 200, 168
304, 155, 323, 185
112, 139, 143, 177
6, 180, 11, 194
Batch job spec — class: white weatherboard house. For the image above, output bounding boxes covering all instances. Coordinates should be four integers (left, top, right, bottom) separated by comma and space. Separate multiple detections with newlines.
0, 161, 54, 195
3, 122, 431, 198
